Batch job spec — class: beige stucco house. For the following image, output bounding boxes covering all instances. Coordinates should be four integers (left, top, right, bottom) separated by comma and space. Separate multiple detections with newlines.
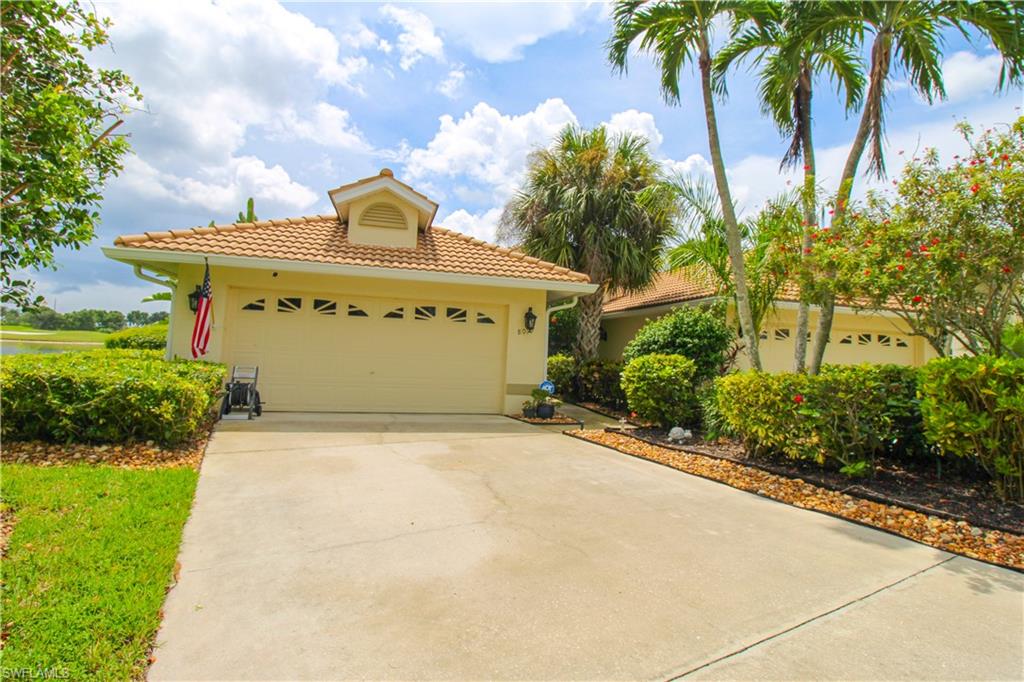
103, 170, 596, 414
600, 271, 938, 371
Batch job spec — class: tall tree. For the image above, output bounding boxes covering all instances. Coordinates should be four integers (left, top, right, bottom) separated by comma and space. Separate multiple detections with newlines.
796, 0, 1024, 373
608, 0, 764, 370
715, 1, 865, 372
1, 1, 139, 308
499, 125, 677, 360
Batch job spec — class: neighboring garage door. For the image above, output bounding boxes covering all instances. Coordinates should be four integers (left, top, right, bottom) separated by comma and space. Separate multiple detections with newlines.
224, 288, 507, 413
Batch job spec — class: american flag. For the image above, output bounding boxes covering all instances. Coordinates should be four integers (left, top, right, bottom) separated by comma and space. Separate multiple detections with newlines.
191, 261, 213, 358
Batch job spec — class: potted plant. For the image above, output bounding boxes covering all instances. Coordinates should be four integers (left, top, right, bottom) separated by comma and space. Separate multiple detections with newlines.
522, 400, 537, 419
532, 388, 556, 420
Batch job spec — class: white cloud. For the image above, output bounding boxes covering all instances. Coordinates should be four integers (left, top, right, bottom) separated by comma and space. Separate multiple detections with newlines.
379, 4, 444, 70
940, 51, 1005, 103
404, 98, 578, 201
418, 3, 598, 62
437, 207, 503, 242
437, 66, 467, 99
120, 155, 318, 215
604, 109, 664, 149
269, 103, 372, 151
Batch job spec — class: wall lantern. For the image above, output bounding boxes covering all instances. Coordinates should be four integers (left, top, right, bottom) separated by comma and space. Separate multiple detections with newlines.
187, 285, 202, 313
524, 307, 538, 333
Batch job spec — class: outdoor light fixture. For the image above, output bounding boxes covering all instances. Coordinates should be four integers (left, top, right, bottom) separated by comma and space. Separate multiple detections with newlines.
187, 285, 202, 313
524, 307, 537, 333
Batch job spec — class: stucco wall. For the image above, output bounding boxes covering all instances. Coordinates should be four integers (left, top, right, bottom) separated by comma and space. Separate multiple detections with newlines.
600, 302, 938, 371
170, 263, 548, 413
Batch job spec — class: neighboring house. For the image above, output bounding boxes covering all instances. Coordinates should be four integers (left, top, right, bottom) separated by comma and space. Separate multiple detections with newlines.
600, 271, 938, 371
104, 170, 596, 413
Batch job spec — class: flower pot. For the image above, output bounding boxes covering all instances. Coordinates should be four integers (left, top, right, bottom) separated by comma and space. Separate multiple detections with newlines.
537, 403, 555, 420
523, 406, 537, 418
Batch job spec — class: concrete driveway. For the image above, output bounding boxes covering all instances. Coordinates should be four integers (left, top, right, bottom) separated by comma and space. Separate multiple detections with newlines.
150, 414, 1023, 681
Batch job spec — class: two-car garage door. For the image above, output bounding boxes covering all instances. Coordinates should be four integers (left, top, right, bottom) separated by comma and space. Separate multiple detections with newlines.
224, 288, 507, 413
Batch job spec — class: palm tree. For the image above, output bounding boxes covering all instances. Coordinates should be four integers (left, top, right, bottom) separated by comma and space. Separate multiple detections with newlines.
797, 0, 1024, 374
715, 1, 865, 372
608, 0, 764, 370
499, 125, 677, 360
667, 176, 797, 337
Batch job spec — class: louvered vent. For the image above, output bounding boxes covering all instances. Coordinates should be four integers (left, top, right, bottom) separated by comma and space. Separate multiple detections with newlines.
360, 202, 407, 230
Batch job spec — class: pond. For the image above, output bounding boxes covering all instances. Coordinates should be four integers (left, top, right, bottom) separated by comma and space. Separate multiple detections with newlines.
1, 342, 100, 355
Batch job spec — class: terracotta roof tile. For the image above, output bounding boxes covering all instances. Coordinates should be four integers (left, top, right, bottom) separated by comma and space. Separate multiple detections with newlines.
113, 215, 590, 284
602, 270, 891, 314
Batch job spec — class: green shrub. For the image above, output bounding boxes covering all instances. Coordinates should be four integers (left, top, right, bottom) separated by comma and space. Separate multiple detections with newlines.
622, 305, 732, 382
546, 353, 576, 396
1, 350, 225, 447
575, 359, 626, 409
104, 321, 168, 350
716, 364, 922, 475
621, 354, 697, 428
698, 380, 736, 440
919, 355, 1024, 501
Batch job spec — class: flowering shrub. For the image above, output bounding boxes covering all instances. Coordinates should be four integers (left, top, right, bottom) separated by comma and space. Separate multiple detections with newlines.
919, 355, 1024, 501
716, 365, 922, 475
1, 350, 225, 446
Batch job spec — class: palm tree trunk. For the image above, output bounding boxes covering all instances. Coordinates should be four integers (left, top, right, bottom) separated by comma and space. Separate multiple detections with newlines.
808, 33, 891, 375
793, 68, 815, 373
698, 32, 761, 371
573, 285, 606, 361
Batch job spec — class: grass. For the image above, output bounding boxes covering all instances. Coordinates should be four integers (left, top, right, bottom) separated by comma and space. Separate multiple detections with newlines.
0, 326, 109, 343
1, 465, 198, 679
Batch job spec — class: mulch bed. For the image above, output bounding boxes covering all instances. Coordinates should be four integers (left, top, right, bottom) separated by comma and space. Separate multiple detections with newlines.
567, 401, 653, 427
2, 429, 214, 471
569, 429, 1024, 571
508, 413, 583, 426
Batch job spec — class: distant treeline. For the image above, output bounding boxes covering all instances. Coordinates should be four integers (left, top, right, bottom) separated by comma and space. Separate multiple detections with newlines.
1, 307, 168, 332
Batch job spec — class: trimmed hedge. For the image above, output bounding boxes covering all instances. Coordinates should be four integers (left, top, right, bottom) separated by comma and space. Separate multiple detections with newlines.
546, 353, 576, 396
621, 354, 697, 428
919, 355, 1024, 501
104, 322, 168, 350
574, 359, 626, 409
716, 364, 921, 476
622, 305, 732, 381
1, 350, 225, 447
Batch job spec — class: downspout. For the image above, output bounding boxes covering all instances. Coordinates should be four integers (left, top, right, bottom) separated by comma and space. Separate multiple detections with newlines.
543, 296, 579, 379
132, 265, 177, 360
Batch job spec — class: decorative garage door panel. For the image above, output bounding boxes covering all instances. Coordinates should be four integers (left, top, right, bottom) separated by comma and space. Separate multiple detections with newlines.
225, 289, 506, 413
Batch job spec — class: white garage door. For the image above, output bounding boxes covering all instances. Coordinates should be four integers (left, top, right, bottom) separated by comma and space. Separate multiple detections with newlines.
223, 288, 507, 413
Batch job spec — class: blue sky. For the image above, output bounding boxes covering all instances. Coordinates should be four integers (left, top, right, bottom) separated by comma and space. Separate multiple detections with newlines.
34, 1, 1024, 312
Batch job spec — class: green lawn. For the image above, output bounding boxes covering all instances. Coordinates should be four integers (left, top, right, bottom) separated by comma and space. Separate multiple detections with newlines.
0, 326, 109, 343
1, 465, 198, 679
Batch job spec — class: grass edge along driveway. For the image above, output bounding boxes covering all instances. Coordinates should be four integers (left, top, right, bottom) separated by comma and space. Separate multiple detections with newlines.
1, 465, 197, 680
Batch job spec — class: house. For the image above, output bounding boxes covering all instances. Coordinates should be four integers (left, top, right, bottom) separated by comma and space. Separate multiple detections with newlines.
104, 169, 596, 413
600, 270, 938, 371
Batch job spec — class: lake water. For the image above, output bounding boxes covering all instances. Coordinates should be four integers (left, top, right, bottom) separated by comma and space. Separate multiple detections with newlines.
0, 342, 99, 355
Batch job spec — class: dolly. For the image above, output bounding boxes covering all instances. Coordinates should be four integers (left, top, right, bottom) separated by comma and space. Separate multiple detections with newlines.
220, 365, 263, 420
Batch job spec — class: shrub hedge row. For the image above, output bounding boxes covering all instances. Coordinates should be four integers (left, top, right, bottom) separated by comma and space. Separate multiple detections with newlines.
1, 350, 226, 447
622, 305, 732, 382
104, 321, 168, 350
621, 354, 697, 428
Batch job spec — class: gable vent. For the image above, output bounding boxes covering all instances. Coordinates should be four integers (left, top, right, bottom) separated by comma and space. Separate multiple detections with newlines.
360, 202, 407, 230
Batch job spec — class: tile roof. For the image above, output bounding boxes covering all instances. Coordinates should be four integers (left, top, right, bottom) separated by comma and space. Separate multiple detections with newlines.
112, 215, 590, 284
602, 269, 888, 314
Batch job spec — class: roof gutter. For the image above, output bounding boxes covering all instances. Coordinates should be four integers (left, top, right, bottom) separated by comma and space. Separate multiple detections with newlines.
104, 246, 598, 296
132, 264, 176, 289
543, 296, 580, 380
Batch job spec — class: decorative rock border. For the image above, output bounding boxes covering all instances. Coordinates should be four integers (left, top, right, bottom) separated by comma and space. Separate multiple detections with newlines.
568, 429, 1024, 572
507, 413, 584, 428
4, 437, 210, 470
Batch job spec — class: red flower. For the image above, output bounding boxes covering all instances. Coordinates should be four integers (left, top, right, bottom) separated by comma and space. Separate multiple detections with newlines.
793, 394, 804, 404
1003, 266, 1013, 274
919, 244, 929, 252
931, 237, 940, 245
1002, 153, 1010, 161
912, 295, 923, 304
882, 219, 890, 225
864, 240, 873, 246
970, 183, 980, 193
863, 269, 871, 276
904, 250, 914, 258
550, 317, 557, 325
630, 411, 638, 418
803, 164, 811, 171
828, 209, 834, 216
803, 247, 813, 255
897, 264, 905, 271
